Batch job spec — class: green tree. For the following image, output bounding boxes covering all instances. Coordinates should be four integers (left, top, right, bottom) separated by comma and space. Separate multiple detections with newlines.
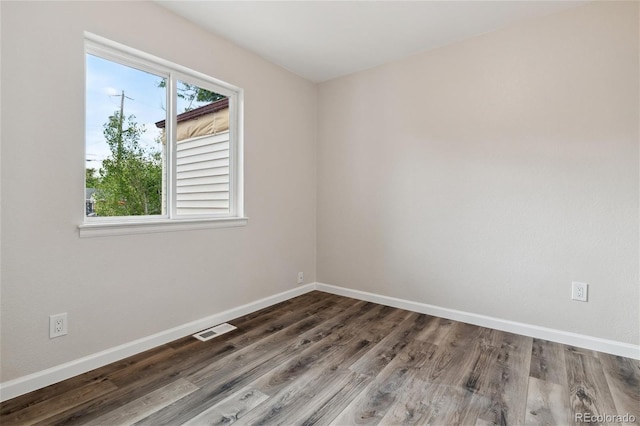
85, 168, 100, 188
158, 80, 225, 111
94, 112, 162, 216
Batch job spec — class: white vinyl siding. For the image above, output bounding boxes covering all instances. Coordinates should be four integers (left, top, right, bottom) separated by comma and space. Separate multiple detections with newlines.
176, 132, 230, 216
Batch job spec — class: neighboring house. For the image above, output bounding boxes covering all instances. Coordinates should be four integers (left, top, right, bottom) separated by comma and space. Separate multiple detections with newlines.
85, 188, 96, 216
155, 97, 230, 216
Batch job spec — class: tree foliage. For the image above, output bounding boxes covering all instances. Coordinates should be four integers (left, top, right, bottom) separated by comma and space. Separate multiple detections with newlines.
158, 80, 225, 111
94, 112, 162, 216
85, 168, 100, 188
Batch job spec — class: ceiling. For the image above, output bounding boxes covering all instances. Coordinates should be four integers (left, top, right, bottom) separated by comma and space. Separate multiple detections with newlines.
156, 1, 587, 83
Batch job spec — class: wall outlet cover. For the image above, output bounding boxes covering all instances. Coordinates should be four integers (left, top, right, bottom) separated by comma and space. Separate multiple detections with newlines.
572, 282, 588, 302
50, 313, 68, 338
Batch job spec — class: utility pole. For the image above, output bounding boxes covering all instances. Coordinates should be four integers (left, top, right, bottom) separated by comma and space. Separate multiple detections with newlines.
116, 90, 125, 166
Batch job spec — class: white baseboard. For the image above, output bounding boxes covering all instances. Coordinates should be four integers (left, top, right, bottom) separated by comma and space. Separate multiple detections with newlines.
0, 284, 315, 402
3, 281, 638, 402
315, 282, 640, 360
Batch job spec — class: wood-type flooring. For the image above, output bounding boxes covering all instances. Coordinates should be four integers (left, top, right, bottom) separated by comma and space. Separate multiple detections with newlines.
1, 291, 638, 425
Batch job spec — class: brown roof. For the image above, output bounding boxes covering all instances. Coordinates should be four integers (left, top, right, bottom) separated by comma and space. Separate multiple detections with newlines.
155, 97, 229, 129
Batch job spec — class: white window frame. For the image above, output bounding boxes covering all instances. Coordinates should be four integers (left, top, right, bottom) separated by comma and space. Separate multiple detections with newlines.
79, 33, 246, 237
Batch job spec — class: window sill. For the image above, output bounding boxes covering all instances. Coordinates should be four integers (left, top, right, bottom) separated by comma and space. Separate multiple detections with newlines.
78, 217, 248, 238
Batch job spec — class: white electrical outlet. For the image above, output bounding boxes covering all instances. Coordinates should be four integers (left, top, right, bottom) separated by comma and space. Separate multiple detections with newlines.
572, 282, 588, 302
50, 313, 68, 338
297, 272, 304, 284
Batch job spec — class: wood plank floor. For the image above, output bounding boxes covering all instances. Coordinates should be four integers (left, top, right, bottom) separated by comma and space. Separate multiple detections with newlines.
1, 291, 638, 425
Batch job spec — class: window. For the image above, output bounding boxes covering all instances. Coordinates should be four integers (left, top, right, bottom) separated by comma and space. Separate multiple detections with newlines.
80, 33, 245, 237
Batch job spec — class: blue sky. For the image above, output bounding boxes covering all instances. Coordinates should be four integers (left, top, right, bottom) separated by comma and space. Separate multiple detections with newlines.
85, 54, 167, 171
85, 55, 214, 172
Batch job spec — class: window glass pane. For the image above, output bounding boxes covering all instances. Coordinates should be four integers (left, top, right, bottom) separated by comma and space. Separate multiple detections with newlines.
85, 54, 167, 217
174, 81, 230, 216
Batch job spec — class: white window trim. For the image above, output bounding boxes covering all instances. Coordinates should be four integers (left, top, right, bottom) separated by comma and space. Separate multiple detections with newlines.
79, 32, 246, 237
78, 217, 248, 238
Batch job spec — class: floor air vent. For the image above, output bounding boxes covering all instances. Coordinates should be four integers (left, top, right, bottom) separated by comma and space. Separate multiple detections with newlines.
193, 323, 237, 342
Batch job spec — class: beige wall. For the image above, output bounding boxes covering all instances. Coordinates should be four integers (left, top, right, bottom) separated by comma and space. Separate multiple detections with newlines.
317, 1, 639, 345
1, 0, 638, 386
0, 1, 317, 381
